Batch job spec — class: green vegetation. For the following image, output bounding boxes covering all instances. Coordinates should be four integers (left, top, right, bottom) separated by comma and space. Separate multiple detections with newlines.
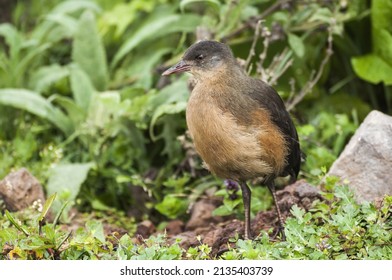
0, 0, 391, 259
1, 180, 390, 260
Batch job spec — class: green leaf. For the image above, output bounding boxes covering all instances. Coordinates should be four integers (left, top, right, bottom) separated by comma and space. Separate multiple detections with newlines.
334, 186, 356, 205
288, 33, 305, 58
212, 205, 232, 216
352, 0, 392, 85
155, 195, 187, 219
149, 102, 187, 141
51, 95, 86, 126
372, 28, 392, 64
0, 88, 73, 135
86, 220, 105, 243
290, 204, 305, 222
30, 64, 69, 92
38, 193, 57, 222
46, 162, 94, 213
308, 7, 334, 24
87, 91, 123, 129
53, 201, 70, 229
45, 13, 79, 36
16, 43, 51, 81
372, 0, 392, 34
351, 54, 392, 85
50, 0, 101, 15
180, 0, 221, 12
69, 64, 96, 111
0, 23, 23, 57
72, 11, 108, 91
126, 47, 172, 89
5, 210, 30, 236
111, 14, 201, 68
148, 77, 189, 109
99, 1, 155, 38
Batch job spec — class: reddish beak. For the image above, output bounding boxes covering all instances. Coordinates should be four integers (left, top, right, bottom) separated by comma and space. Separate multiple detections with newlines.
162, 60, 191, 76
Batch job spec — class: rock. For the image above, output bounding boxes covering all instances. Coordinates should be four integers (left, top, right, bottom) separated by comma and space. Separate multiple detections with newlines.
327, 110, 392, 202
185, 198, 224, 230
135, 220, 155, 238
165, 220, 184, 235
277, 180, 322, 211
170, 231, 199, 250
0, 168, 45, 211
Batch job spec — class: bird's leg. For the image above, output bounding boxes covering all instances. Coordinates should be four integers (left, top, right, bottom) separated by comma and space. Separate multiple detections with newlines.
239, 181, 252, 240
266, 180, 286, 241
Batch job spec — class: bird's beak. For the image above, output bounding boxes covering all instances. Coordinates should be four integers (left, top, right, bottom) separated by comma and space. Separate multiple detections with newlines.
162, 60, 191, 76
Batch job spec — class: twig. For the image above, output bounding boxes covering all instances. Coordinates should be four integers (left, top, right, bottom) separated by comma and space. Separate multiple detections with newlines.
257, 27, 271, 81
245, 20, 263, 74
258, 28, 271, 66
285, 21, 334, 112
288, 78, 296, 101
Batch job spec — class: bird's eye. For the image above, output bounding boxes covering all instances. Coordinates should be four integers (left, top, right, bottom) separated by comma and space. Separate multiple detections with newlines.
195, 54, 204, 60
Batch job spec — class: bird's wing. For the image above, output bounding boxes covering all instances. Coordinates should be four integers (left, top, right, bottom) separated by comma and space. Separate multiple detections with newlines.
248, 79, 302, 179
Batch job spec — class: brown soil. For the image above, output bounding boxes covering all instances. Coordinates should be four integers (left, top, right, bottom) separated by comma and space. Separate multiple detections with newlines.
133, 179, 322, 256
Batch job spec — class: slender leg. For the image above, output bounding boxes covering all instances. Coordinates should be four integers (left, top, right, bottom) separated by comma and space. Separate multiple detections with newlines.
239, 181, 252, 240
266, 180, 286, 240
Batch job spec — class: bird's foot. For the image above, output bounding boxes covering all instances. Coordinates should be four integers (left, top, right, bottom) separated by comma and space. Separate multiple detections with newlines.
271, 225, 286, 241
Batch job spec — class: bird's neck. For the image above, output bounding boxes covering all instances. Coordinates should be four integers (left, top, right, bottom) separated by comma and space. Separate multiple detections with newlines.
193, 64, 248, 95
190, 65, 257, 125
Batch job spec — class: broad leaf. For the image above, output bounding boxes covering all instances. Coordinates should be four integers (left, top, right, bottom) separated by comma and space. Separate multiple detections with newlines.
30, 64, 69, 92
72, 11, 108, 91
69, 64, 96, 111
46, 162, 94, 213
288, 33, 305, 58
180, 0, 221, 12
50, 0, 101, 15
50, 95, 86, 126
351, 54, 392, 85
0, 23, 23, 58
0, 89, 73, 135
111, 14, 201, 68
150, 102, 187, 141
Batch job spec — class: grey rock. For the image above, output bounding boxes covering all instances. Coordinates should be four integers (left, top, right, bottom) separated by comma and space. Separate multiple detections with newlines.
327, 110, 392, 202
0, 168, 45, 211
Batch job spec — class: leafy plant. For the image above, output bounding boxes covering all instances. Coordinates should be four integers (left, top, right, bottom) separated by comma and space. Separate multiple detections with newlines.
221, 181, 392, 260
351, 0, 392, 85
1, 179, 390, 260
0, 1, 201, 213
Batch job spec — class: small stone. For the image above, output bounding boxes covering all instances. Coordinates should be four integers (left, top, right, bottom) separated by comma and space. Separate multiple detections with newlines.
0, 168, 45, 211
186, 198, 223, 230
135, 220, 155, 238
165, 220, 184, 235
277, 180, 321, 211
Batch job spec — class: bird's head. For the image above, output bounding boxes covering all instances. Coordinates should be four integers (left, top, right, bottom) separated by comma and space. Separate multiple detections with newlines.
162, 40, 236, 79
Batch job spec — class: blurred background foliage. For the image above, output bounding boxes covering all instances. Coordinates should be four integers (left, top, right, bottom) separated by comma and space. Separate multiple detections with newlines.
0, 0, 391, 223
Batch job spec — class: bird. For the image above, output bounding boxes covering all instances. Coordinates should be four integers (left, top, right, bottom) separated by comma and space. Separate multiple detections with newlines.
162, 40, 302, 240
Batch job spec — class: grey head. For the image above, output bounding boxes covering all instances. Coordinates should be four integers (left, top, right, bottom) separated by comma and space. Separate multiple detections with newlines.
162, 40, 236, 77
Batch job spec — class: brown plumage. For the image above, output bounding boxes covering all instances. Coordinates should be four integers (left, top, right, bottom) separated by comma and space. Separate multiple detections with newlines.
162, 40, 302, 239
